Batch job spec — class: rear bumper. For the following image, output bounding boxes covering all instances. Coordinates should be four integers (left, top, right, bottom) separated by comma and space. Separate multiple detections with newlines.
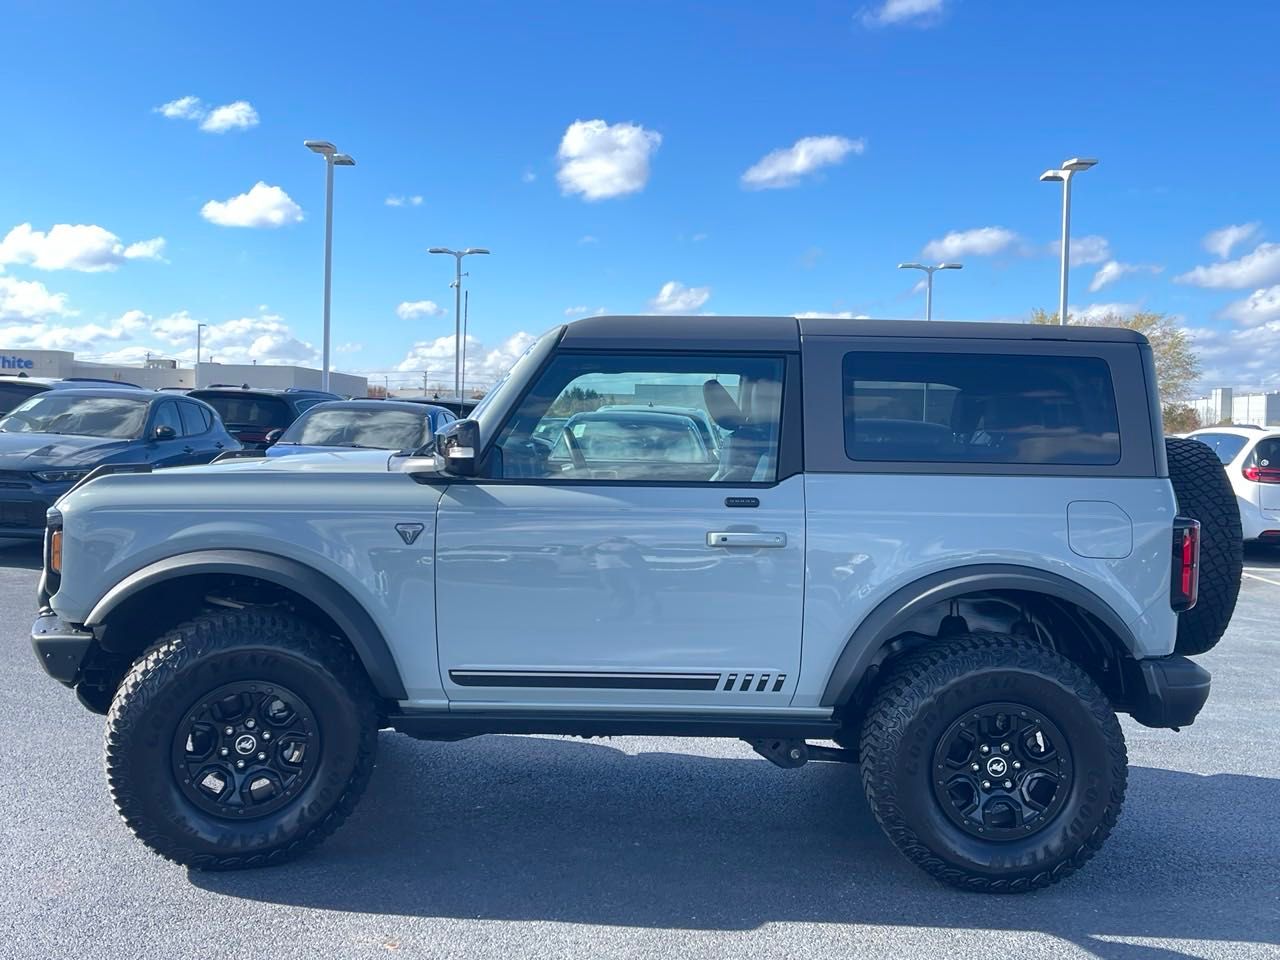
1127, 656, 1211, 729
31, 612, 94, 686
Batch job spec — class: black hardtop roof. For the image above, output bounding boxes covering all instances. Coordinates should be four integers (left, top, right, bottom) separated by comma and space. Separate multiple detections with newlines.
190, 386, 342, 398
559, 315, 1148, 351
17, 387, 167, 399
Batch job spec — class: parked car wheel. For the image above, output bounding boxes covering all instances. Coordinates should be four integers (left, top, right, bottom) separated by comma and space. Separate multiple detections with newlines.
104, 609, 378, 870
860, 633, 1127, 892
1165, 437, 1243, 655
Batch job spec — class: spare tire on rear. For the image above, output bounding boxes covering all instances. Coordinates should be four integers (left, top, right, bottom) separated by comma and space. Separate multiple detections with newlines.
1165, 437, 1242, 655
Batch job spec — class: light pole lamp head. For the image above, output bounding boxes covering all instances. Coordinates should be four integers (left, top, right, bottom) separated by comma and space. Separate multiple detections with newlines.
332, 154, 356, 167
428, 247, 454, 256
304, 140, 337, 156
1040, 169, 1067, 182
898, 262, 927, 271
937, 263, 963, 271
463, 247, 491, 256
1061, 157, 1098, 172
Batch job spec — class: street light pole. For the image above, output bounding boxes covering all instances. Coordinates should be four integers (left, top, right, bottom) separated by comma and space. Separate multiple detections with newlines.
305, 140, 356, 390
1040, 157, 1097, 325
195, 323, 209, 386
428, 247, 490, 397
897, 262, 963, 320
461, 289, 470, 400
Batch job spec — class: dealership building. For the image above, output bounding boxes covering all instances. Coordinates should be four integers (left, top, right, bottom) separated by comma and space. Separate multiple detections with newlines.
0, 348, 368, 396
1190, 387, 1280, 427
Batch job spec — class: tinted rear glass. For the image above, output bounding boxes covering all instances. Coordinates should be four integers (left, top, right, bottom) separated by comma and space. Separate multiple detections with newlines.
195, 394, 292, 428
842, 352, 1121, 465
1192, 432, 1249, 465
1252, 437, 1280, 467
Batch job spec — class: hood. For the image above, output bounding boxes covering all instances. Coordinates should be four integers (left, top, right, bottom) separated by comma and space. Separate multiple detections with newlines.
169, 448, 439, 475
0, 430, 133, 468
265, 443, 400, 459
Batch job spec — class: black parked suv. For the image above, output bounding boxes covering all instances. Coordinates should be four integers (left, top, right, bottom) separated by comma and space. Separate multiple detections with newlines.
187, 387, 342, 449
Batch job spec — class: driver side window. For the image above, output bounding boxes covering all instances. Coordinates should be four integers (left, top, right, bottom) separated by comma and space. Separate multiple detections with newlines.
493, 354, 784, 483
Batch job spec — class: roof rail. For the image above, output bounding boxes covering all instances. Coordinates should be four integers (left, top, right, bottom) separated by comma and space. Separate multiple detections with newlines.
62, 377, 144, 388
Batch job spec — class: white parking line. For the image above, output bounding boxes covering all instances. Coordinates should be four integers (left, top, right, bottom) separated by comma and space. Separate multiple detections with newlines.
1242, 570, 1280, 587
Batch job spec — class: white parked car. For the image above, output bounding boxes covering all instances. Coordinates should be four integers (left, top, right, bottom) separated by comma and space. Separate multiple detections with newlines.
1187, 426, 1280, 542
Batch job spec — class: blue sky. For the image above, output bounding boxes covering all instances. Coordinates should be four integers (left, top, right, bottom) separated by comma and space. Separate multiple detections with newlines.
2, 0, 1279, 392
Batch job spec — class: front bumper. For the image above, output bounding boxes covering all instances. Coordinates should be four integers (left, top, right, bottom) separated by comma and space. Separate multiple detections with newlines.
31, 612, 94, 686
1127, 655, 1211, 729
0, 491, 57, 539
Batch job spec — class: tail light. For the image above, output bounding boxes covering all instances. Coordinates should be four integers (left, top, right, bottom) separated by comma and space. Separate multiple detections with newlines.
1170, 517, 1200, 612
1242, 464, 1280, 483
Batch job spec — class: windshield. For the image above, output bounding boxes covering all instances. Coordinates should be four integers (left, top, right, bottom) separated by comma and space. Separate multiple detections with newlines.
0, 394, 149, 438
281, 407, 427, 450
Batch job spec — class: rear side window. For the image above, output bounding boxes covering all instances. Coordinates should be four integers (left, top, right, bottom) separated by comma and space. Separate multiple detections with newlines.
842, 351, 1121, 465
178, 402, 207, 436
0, 381, 43, 415
1251, 437, 1280, 467
1192, 432, 1249, 465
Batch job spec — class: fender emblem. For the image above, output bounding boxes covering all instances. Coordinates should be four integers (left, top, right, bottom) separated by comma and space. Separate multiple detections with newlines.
395, 522, 425, 546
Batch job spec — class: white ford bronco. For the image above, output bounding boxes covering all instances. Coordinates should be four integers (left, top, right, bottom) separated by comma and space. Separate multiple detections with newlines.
31, 316, 1242, 891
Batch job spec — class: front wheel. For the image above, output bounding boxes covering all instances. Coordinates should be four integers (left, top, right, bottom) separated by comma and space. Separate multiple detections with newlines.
859, 633, 1127, 892
104, 609, 378, 869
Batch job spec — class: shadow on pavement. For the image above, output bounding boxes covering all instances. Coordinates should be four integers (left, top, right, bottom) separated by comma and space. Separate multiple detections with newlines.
193, 733, 1279, 957
0, 539, 41, 571
1243, 542, 1280, 571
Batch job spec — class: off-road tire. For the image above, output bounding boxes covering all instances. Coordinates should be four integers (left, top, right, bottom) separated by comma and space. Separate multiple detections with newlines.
1166, 437, 1243, 655
860, 633, 1127, 893
104, 608, 378, 870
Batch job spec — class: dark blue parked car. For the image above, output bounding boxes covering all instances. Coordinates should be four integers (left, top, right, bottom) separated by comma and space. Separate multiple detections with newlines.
0, 389, 240, 538
265, 399, 455, 458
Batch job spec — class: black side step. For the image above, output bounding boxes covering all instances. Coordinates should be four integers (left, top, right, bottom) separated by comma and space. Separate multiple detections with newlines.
390, 709, 839, 742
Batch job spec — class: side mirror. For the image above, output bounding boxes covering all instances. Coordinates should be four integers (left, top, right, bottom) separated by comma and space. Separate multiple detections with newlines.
264, 428, 284, 446
153, 424, 176, 441
435, 418, 481, 476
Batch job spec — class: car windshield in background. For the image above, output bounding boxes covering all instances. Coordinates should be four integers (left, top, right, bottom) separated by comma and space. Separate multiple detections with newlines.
283, 408, 427, 450
1192, 432, 1250, 465
0, 395, 149, 438
200, 395, 291, 429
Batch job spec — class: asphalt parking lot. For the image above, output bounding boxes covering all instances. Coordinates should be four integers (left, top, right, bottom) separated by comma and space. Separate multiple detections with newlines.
1, 540, 1277, 960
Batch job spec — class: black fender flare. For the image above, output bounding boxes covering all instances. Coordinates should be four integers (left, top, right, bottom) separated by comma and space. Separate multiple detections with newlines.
84, 549, 407, 700
820, 564, 1139, 707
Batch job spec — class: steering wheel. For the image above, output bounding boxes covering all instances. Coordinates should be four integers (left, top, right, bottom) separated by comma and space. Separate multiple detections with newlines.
561, 426, 588, 471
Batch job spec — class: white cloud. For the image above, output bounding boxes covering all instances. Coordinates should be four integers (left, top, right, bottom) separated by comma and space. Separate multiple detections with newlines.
201, 182, 303, 228
155, 96, 204, 119
1188, 320, 1280, 391
578, 235, 599, 244
564, 305, 607, 318
922, 226, 1018, 260
1, 309, 148, 352
649, 280, 711, 314
1220, 285, 1280, 327
741, 136, 864, 190
690, 232, 709, 242
1203, 222, 1261, 259
521, 170, 537, 184
199, 100, 259, 133
1067, 302, 1141, 322
1047, 234, 1111, 265
150, 309, 317, 365
556, 119, 662, 201
155, 97, 258, 133
336, 341, 363, 354
860, 0, 946, 27
0, 275, 70, 322
395, 331, 538, 388
1175, 242, 1280, 289
1089, 260, 1163, 292
385, 195, 424, 207
0, 223, 166, 272
795, 311, 872, 319
396, 300, 446, 320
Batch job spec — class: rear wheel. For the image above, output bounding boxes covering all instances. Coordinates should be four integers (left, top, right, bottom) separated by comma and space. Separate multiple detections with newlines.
860, 633, 1127, 892
1166, 437, 1242, 655
104, 609, 378, 869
